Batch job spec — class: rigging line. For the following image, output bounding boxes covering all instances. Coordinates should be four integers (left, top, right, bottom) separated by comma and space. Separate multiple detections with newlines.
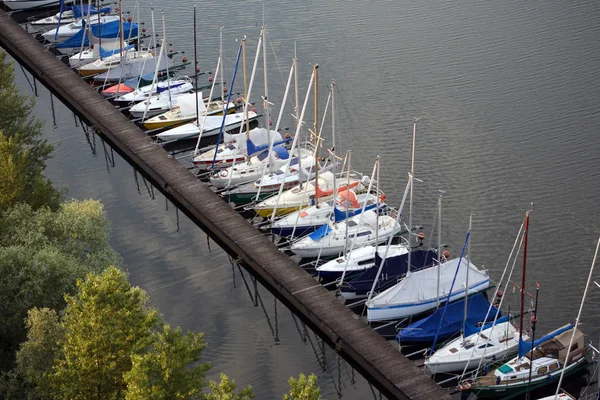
265, 29, 289, 90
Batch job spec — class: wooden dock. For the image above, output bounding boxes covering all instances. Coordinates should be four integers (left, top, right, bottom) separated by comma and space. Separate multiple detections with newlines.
0, 11, 450, 400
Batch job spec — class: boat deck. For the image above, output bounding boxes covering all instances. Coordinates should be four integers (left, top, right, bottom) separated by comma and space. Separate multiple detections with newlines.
0, 10, 450, 400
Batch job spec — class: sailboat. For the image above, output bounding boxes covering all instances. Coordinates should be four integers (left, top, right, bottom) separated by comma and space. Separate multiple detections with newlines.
457, 224, 598, 398
458, 324, 591, 398
425, 211, 531, 374
143, 92, 234, 130
366, 234, 490, 322
336, 246, 438, 300
29, 4, 111, 30
270, 188, 386, 238
42, 14, 120, 43
396, 292, 500, 344
289, 207, 400, 258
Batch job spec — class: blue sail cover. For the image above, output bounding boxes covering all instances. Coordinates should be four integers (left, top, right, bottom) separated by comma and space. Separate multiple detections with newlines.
256, 146, 289, 162
518, 324, 574, 358
71, 4, 111, 19
396, 293, 500, 343
340, 248, 438, 297
463, 314, 511, 337
332, 202, 382, 223
56, 20, 138, 49
246, 136, 292, 158
308, 224, 332, 240
91, 20, 138, 39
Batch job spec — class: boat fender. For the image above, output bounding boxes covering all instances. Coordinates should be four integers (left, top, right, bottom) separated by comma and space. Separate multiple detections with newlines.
220, 170, 228, 177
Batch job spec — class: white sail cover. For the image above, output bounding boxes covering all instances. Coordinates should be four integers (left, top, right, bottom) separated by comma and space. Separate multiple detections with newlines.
366, 257, 490, 321
223, 128, 283, 153
177, 92, 207, 116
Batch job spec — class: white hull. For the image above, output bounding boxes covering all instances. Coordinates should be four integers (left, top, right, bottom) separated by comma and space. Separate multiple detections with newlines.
4, 0, 70, 11
425, 321, 523, 374
291, 212, 399, 258
155, 111, 258, 142
316, 244, 408, 276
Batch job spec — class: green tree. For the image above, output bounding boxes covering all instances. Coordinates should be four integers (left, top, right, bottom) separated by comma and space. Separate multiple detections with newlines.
16, 308, 64, 399
283, 374, 323, 400
0, 132, 28, 210
205, 374, 254, 400
124, 325, 211, 400
0, 200, 120, 371
49, 266, 159, 400
0, 51, 63, 211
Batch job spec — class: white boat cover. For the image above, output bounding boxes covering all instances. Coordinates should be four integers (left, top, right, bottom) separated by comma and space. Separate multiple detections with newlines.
367, 257, 490, 321
174, 92, 207, 116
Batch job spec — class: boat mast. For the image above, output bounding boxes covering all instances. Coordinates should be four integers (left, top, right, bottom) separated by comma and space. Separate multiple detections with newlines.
294, 42, 299, 128
262, 24, 271, 166
193, 6, 198, 128
407, 117, 420, 274
462, 213, 474, 337
313, 64, 320, 208
436, 191, 443, 308
219, 27, 224, 104
330, 80, 336, 214
241, 36, 250, 136
525, 285, 539, 400
554, 237, 600, 397
518, 210, 530, 346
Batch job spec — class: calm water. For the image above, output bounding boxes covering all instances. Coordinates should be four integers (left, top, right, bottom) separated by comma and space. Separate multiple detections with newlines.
9, 0, 600, 398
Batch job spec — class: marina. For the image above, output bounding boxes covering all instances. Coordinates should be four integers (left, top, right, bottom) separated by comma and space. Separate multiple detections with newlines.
2, 1, 600, 399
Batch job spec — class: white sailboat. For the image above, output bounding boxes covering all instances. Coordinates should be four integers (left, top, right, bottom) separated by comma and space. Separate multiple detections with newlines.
425, 212, 530, 375
116, 76, 193, 104
366, 253, 490, 322
290, 208, 400, 258
42, 15, 120, 43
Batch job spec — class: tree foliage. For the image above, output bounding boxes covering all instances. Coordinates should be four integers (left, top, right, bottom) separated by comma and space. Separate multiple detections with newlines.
204, 374, 254, 400
124, 325, 210, 400
283, 374, 323, 400
0, 200, 120, 371
0, 51, 63, 211
49, 267, 159, 400
15, 308, 64, 399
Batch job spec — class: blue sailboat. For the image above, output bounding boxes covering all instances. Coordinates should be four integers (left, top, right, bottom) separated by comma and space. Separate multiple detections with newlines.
396, 292, 500, 344
338, 248, 438, 299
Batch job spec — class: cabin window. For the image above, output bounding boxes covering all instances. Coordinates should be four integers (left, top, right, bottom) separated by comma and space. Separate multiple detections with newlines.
274, 170, 284, 175
240, 171, 246, 175
571, 343, 579, 351
509, 376, 517, 380
549, 363, 559, 371
358, 259, 375, 266
356, 231, 372, 237
478, 344, 494, 349
537, 366, 548, 375
449, 348, 458, 354
291, 188, 302, 194
347, 221, 358, 227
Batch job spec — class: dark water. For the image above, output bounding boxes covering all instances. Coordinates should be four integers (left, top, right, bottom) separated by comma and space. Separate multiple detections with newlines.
8, 0, 600, 398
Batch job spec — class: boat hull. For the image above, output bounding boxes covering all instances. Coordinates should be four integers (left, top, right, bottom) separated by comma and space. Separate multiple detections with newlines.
143, 116, 195, 131
467, 355, 588, 399
223, 191, 274, 206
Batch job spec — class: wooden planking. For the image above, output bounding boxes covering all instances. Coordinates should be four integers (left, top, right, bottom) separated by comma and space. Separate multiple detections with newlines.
0, 11, 451, 400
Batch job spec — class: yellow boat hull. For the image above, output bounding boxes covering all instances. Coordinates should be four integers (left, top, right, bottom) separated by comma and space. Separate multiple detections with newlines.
255, 206, 300, 218
78, 67, 109, 77
143, 118, 193, 131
